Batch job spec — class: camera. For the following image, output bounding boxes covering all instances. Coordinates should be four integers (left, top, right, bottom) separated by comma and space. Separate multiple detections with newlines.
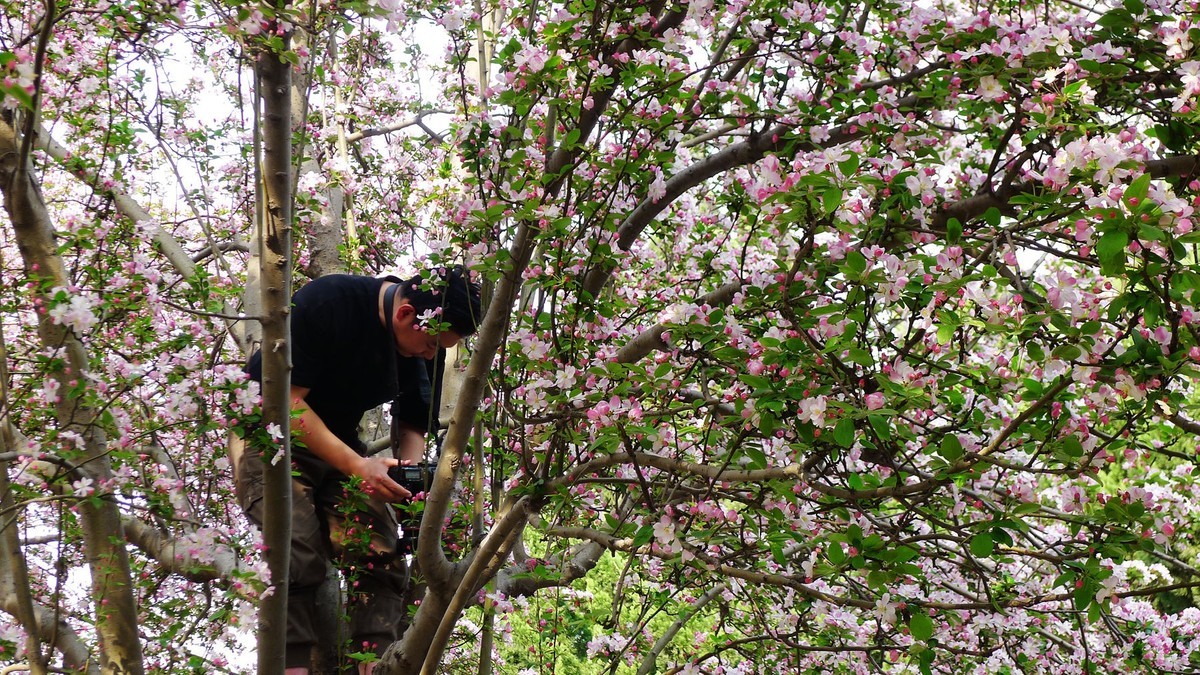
387, 462, 435, 554
387, 462, 435, 499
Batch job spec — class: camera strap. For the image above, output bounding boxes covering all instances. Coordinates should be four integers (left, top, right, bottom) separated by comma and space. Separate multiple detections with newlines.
385, 281, 403, 453
384, 279, 442, 469
384, 280, 400, 338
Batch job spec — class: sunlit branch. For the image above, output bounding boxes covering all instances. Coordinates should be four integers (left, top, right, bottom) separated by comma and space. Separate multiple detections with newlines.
496, 540, 605, 598
931, 155, 1200, 234
190, 241, 249, 264
0, 324, 45, 674
1168, 413, 1200, 436
0, 593, 98, 674
33, 126, 250, 354
636, 584, 725, 675
580, 95, 921, 297
660, 634, 831, 675
614, 281, 744, 364
552, 451, 804, 494
421, 495, 532, 675
344, 110, 453, 143
807, 375, 1072, 501
120, 517, 245, 583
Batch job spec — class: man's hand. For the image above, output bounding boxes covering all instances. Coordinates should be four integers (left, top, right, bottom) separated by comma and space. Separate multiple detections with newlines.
355, 455, 412, 502
288, 384, 416, 501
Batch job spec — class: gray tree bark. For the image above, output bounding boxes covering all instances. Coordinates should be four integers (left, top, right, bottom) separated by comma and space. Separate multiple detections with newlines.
0, 115, 146, 675
254, 25, 296, 673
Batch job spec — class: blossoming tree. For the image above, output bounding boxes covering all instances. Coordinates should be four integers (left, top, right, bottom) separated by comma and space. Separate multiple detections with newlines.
0, 0, 1199, 673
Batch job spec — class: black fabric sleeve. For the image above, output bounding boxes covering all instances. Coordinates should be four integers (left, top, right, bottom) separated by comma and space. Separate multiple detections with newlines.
288, 284, 340, 389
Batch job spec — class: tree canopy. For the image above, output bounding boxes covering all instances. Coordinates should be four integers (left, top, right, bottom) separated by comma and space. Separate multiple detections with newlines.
1, 0, 1199, 673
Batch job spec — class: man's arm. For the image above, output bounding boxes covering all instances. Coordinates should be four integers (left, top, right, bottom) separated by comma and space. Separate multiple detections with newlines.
393, 421, 426, 463
290, 384, 411, 500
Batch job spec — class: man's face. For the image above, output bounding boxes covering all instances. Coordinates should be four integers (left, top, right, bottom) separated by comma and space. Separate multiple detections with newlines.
392, 302, 463, 359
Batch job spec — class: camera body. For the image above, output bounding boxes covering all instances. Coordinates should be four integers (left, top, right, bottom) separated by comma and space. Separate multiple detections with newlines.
387, 462, 436, 554
387, 462, 434, 498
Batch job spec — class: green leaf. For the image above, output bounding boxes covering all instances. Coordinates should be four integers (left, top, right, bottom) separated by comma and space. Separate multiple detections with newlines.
992, 526, 1014, 547
867, 569, 889, 589
983, 207, 1002, 227
1051, 344, 1082, 361
1139, 223, 1167, 242
827, 541, 846, 565
910, 612, 934, 641
0, 81, 32, 110
561, 128, 582, 150
845, 250, 867, 275
770, 540, 786, 565
848, 347, 874, 366
936, 322, 956, 344
969, 533, 995, 558
946, 217, 962, 244
1062, 436, 1084, 457
823, 186, 844, 215
1124, 173, 1151, 207
833, 418, 856, 448
918, 647, 935, 675
1096, 230, 1128, 275
939, 435, 964, 462
1013, 503, 1042, 516
1026, 341, 1046, 362
1097, 8, 1134, 31
740, 374, 773, 391
868, 415, 891, 439
632, 525, 654, 547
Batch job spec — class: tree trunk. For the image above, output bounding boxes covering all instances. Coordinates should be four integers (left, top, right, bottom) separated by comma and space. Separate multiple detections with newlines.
254, 29, 296, 673
0, 117, 145, 675
0, 328, 46, 675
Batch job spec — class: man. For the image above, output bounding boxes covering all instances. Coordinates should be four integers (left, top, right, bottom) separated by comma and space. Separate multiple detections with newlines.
232, 265, 481, 674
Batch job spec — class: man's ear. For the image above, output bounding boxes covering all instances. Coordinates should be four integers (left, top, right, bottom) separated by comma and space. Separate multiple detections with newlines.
394, 300, 416, 323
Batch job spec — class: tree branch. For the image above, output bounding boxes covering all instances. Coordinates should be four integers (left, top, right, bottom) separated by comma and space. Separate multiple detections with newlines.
121, 517, 245, 583
614, 281, 744, 364
930, 154, 1200, 234
34, 125, 250, 354
580, 95, 919, 297
344, 110, 452, 143
496, 540, 605, 598
0, 593, 98, 675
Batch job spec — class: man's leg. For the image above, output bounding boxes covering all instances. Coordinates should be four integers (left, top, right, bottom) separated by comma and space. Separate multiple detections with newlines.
237, 450, 333, 671
321, 483, 411, 667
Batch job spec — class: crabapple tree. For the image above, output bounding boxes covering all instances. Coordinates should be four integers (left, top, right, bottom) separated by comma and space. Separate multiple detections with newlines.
0, 0, 1200, 674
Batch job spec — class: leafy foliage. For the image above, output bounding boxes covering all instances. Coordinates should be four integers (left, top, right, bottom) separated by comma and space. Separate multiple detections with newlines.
1, 0, 1200, 673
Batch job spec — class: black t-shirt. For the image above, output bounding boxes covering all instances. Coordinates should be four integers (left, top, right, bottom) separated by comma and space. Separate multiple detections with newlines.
246, 274, 442, 476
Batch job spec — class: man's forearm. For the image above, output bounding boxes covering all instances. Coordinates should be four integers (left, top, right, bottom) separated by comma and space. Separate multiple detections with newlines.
294, 402, 366, 477
394, 422, 426, 463
287, 385, 410, 501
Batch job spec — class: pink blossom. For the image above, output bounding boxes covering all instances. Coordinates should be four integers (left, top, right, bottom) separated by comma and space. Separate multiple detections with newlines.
647, 169, 667, 202
1060, 485, 1089, 513
874, 592, 897, 625
976, 75, 1006, 101
797, 396, 828, 427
